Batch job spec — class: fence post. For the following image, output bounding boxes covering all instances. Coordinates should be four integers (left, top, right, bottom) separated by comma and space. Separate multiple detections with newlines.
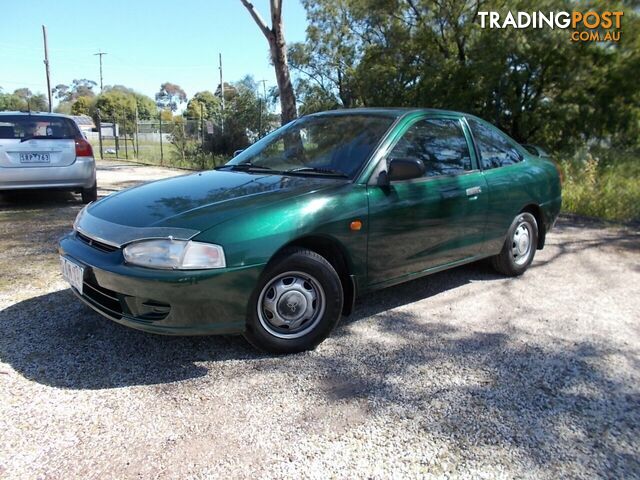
115, 119, 119, 158
96, 108, 103, 160
135, 105, 139, 159
159, 112, 164, 166
123, 111, 128, 160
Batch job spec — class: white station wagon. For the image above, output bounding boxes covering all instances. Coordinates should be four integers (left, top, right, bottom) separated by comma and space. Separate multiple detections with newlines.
0, 112, 97, 203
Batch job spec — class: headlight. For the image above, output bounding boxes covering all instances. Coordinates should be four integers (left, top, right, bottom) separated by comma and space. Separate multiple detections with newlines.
123, 239, 226, 270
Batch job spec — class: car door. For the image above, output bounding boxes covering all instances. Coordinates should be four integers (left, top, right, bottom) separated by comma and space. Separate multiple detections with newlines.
0, 115, 78, 169
366, 115, 488, 286
466, 117, 530, 253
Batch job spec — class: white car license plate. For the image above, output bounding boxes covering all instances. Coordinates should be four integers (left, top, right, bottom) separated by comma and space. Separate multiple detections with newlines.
60, 256, 84, 295
20, 153, 50, 163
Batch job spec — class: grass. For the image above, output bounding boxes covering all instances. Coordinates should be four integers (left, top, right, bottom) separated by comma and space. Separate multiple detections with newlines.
90, 138, 227, 170
559, 148, 640, 223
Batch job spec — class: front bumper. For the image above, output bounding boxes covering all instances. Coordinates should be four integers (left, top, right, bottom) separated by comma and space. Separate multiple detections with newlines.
58, 232, 265, 335
0, 157, 95, 190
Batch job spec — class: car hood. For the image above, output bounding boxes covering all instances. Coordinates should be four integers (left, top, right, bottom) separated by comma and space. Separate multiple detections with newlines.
78, 170, 347, 246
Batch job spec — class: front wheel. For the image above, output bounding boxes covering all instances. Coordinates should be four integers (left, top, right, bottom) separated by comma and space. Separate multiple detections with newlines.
490, 212, 538, 276
244, 248, 343, 354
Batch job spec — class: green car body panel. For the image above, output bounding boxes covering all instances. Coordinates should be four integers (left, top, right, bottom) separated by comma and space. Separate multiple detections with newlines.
58, 108, 561, 336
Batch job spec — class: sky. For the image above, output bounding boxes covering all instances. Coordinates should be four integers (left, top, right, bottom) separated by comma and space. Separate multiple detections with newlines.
0, 0, 308, 106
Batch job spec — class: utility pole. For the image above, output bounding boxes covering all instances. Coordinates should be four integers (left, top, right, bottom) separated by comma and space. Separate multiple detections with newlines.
94, 50, 107, 91
42, 25, 52, 112
259, 79, 268, 99
219, 53, 224, 133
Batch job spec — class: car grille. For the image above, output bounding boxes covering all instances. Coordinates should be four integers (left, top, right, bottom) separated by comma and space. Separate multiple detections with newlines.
76, 231, 119, 253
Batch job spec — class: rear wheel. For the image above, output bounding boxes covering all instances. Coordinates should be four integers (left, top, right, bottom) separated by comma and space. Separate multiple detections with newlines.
490, 212, 538, 276
244, 248, 343, 354
81, 182, 97, 204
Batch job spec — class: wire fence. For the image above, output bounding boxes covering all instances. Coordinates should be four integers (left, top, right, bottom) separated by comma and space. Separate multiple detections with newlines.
86, 116, 229, 170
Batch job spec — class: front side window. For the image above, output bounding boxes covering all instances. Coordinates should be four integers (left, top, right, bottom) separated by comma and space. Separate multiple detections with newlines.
0, 115, 79, 140
388, 118, 472, 177
230, 114, 395, 179
467, 118, 522, 169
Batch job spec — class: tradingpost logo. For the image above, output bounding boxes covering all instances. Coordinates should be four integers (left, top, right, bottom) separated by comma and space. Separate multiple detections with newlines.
478, 10, 624, 42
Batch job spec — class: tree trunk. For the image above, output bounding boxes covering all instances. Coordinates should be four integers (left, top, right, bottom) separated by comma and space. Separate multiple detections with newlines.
270, 25, 297, 124
241, 0, 298, 125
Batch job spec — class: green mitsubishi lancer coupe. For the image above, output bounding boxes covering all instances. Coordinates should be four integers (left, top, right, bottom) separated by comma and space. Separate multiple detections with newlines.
59, 108, 561, 353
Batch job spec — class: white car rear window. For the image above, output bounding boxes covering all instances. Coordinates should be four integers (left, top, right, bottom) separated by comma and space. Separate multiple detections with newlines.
0, 115, 79, 140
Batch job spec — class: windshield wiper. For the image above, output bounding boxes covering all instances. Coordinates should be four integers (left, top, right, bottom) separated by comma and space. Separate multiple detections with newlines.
284, 167, 349, 178
215, 162, 277, 172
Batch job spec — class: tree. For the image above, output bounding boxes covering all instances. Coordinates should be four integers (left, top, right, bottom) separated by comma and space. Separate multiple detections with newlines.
53, 79, 97, 102
185, 91, 221, 120
71, 96, 92, 115
240, 0, 297, 124
0, 88, 47, 112
89, 86, 156, 131
155, 82, 187, 112
293, 0, 640, 152
54, 101, 72, 115
13, 88, 32, 100
205, 75, 275, 155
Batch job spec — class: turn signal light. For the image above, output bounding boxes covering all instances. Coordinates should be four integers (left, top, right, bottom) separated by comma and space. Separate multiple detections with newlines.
350, 220, 363, 231
75, 137, 94, 157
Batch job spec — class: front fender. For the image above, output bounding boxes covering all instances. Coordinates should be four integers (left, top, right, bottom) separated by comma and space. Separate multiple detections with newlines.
193, 183, 369, 279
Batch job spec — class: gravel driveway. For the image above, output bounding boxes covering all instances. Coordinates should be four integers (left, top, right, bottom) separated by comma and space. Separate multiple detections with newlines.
1, 160, 638, 479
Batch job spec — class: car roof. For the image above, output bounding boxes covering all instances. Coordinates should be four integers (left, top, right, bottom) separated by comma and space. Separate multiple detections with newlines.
308, 107, 468, 119
0, 111, 74, 119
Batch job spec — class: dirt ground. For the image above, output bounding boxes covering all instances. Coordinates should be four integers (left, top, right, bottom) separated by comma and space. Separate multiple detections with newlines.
0, 160, 638, 479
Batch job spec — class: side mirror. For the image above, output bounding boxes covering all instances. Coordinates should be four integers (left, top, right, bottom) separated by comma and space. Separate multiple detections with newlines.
233, 149, 244, 157
387, 157, 425, 182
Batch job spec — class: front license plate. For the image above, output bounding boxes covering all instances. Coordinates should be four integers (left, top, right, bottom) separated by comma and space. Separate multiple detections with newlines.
60, 256, 84, 295
19, 152, 50, 163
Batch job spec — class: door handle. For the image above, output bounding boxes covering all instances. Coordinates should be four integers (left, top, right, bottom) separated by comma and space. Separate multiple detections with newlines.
439, 187, 465, 200
466, 186, 482, 197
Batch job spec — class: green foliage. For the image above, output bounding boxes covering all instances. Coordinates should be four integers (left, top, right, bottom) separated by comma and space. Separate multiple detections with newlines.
560, 150, 640, 222
185, 91, 221, 120
294, 0, 640, 152
71, 96, 92, 115
206, 75, 276, 156
0, 88, 48, 112
90, 86, 156, 132
54, 101, 72, 114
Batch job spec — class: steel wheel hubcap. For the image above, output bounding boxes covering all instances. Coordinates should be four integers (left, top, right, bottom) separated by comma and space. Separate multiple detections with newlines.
257, 271, 325, 339
512, 222, 532, 265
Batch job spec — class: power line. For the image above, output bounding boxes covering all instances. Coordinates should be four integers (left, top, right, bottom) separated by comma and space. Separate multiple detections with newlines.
94, 50, 107, 91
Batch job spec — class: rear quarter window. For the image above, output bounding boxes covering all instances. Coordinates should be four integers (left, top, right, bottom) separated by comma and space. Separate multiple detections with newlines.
467, 118, 522, 169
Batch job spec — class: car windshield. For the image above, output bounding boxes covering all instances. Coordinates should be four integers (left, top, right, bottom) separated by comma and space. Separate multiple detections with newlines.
0, 115, 78, 140
228, 114, 395, 179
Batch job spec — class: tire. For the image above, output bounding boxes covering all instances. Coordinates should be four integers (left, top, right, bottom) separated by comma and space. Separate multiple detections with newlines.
490, 212, 538, 276
244, 247, 343, 354
81, 183, 97, 204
